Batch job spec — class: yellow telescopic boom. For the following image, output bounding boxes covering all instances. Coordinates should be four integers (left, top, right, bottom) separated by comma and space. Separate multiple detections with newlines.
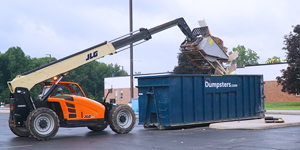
8, 17, 195, 94
8, 42, 115, 94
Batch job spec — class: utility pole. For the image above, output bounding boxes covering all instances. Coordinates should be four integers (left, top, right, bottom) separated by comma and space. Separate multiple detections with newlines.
46, 54, 51, 63
129, 0, 133, 101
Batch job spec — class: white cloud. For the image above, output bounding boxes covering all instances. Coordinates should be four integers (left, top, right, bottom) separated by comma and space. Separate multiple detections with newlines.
1, 0, 300, 74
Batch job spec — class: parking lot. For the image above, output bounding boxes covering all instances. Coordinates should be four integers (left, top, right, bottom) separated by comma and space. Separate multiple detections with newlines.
1, 112, 300, 150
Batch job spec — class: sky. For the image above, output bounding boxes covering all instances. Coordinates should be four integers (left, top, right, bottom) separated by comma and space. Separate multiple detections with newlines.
0, 0, 299, 74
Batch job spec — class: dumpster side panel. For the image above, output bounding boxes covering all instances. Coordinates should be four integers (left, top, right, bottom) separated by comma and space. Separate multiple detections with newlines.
169, 76, 206, 125
137, 86, 148, 125
155, 86, 170, 125
182, 76, 195, 123
214, 92, 221, 120
137, 75, 265, 129
137, 76, 171, 126
195, 76, 205, 122
169, 77, 182, 124
221, 92, 229, 119
229, 92, 237, 118
205, 92, 213, 121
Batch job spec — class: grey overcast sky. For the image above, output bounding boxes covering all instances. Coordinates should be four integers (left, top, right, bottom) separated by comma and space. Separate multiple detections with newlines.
0, 0, 299, 74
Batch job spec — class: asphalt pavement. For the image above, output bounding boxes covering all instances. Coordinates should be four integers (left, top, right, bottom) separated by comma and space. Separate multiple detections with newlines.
1, 108, 300, 149
1, 112, 300, 149
2, 107, 300, 130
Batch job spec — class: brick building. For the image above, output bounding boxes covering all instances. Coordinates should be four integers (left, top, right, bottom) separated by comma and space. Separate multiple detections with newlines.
236, 63, 300, 102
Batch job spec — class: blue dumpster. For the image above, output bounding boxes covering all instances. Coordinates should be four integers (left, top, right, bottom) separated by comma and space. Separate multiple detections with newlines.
136, 74, 265, 129
131, 98, 139, 114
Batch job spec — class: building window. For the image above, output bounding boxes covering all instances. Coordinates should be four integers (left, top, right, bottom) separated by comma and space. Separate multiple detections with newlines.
115, 90, 118, 99
120, 89, 123, 99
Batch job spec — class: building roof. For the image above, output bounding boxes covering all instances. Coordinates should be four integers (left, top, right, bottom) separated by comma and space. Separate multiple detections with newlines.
104, 72, 170, 89
236, 63, 288, 81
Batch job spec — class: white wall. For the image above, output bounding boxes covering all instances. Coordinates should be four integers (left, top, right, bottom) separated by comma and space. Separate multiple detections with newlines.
105, 76, 138, 89
236, 63, 288, 81
104, 73, 170, 89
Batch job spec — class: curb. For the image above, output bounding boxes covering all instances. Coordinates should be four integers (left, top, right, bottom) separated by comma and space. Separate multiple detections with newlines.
209, 114, 300, 130
265, 110, 300, 115
0, 108, 9, 114
210, 121, 300, 130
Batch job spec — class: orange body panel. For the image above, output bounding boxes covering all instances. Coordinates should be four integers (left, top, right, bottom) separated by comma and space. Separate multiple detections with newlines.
48, 95, 105, 120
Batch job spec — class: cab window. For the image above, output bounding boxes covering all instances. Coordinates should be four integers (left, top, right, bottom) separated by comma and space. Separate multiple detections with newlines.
50, 84, 84, 97
52, 86, 72, 96
35, 86, 50, 101
72, 85, 84, 96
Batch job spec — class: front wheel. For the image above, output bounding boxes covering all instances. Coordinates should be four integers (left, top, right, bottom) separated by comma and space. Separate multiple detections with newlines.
108, 105, 136, 134
26, 108, 59, 141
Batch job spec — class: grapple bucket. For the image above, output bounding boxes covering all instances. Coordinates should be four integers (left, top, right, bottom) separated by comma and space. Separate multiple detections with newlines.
180, 20, 236, 75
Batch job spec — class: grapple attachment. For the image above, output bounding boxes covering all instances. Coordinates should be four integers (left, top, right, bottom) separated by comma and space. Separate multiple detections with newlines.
180, 20, 237, 75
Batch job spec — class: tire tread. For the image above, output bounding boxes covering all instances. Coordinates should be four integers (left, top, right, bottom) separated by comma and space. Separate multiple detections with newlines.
108, 105, 135, 134
9, 115, 30, 137
26, 108, 59, 141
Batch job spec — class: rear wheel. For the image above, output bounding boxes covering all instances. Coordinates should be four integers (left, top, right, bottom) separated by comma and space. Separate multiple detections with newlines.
88, 122, 108, 131
8, 115, 30, 137
108, 105, 136, 134
26, 108, 59, 141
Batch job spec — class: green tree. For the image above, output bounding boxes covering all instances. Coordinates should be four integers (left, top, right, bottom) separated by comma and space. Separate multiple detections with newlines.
3, 47, 31, 79
228, 45, 260, 67
0, 47, 59, 104
276, 25, 300, 94
0, 47, 32, 104
265, 56, 282, 64
0, 46, 127, 104
29, 57, 57, 69
0, 51, 6, 104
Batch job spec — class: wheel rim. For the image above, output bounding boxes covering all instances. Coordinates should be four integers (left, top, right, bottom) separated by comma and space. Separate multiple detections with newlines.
34, 113, 55, 135
117, 110, 132, 128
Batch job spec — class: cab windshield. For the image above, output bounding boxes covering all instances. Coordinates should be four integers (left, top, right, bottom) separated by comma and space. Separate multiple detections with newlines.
35, 83, 85, 101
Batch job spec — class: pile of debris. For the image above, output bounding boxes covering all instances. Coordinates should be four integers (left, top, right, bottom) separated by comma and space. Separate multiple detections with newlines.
174, 20, 238, 75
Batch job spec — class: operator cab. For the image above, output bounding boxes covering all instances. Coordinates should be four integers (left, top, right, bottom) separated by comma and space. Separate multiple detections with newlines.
36, 81, 85, 101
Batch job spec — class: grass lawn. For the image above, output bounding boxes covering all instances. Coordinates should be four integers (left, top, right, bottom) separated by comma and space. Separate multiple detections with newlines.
265, 102, 300, 110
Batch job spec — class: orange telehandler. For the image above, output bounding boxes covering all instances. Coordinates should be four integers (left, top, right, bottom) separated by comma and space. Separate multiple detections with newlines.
7, 17, 203, 140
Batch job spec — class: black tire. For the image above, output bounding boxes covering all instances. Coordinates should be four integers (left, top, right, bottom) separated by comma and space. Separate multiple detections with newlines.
88, 122, 108, 131
8, 115, 30, 137
108, 105, 136, 134
26, 108, 59, 141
